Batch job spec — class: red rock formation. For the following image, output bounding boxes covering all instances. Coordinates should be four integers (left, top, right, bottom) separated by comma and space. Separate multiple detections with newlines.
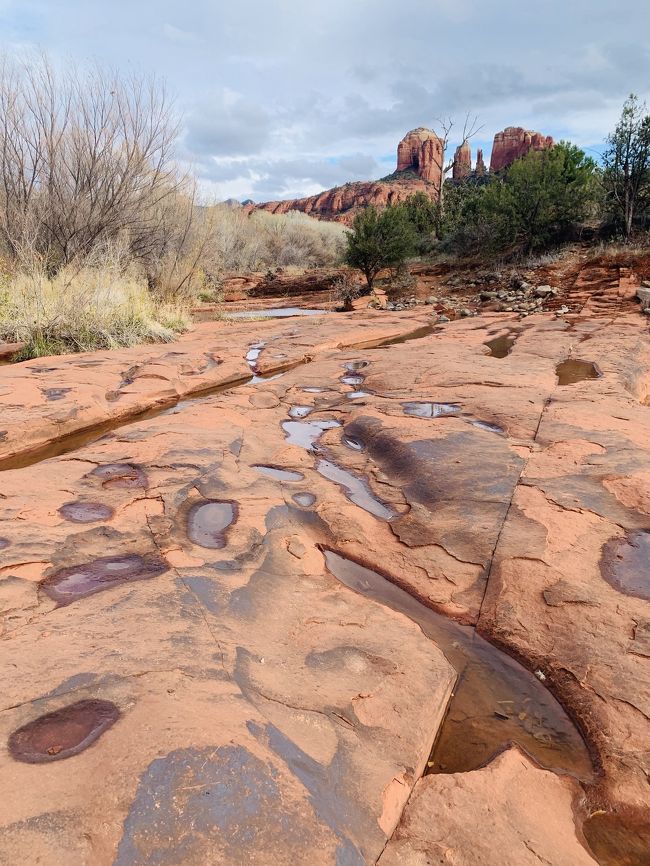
452, 141, 471, 180
254, 128, 443, 224
475, 148, 486, 176
489, 127, 554, 172
396, 128, 444, 184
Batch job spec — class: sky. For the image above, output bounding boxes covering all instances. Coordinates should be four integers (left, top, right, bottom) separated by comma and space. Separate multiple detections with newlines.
1, 0, 649, 203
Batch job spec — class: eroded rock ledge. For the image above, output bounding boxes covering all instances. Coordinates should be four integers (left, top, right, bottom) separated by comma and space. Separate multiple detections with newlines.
0, 273, 648, 864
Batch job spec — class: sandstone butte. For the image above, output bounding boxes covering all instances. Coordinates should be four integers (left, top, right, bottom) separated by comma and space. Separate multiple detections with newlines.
253, 125, 554, 223
489, 126, 555, 173
0, 261, 649, 865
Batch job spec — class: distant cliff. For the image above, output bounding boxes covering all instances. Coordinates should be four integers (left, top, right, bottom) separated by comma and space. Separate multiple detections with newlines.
252, 124, 553, 223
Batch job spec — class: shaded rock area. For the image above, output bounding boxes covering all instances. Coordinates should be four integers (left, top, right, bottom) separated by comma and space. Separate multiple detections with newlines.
0, 275, 649, 864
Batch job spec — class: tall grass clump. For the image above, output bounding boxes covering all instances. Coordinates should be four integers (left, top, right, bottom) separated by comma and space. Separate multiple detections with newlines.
0, 248, 189, 359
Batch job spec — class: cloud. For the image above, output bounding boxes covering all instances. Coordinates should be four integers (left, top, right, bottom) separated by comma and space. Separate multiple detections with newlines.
0, 0, 648, 200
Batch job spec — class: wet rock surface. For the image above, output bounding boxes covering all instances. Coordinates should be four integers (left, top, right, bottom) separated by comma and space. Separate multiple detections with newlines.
0, 285, 649, 864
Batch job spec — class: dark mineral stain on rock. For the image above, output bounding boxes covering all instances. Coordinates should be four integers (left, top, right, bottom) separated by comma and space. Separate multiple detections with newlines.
8, 699, 120, 763
41, 555, 168, 605
556, 359, 601, 385
91, 463, 148, 489
0, 537, 10, 550
58, 502, 114, 524
600, 531, 650, 600
187, 501, 238, 549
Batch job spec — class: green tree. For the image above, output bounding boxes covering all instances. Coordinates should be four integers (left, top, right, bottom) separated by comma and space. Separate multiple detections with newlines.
398, 192, 439, 254
602, 94, 650, 238
345, 205, 415, 291
445, 142, 597, 255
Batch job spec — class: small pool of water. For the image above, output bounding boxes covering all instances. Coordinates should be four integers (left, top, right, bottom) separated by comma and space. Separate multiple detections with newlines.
288, 406, 313, 419
58, 502, 114, 524
583, 812, 650, 866
556, 359, 601, 385
253, 465, 305, 482
316, 460, 395, 521
292, 492, 316, 507
323, 551, 594, 780
187, 501, 238, 549
485, 333, 516, 358
41, 555, 168, 606
282, 419, 341, 450
227, 308, 325, 319
9, 699, 120, 763
403, 402, 461, 418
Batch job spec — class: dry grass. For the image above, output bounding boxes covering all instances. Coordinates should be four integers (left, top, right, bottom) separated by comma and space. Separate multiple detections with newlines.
0, 260, 190, 359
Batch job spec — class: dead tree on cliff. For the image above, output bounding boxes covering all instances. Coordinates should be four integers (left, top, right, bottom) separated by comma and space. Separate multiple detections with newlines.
430, 113, 483, 234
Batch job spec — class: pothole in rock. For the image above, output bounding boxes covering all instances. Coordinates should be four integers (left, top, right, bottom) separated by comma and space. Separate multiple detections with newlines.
471, 419, 505, 435
347, 390, 373, 400
41, 387, 72, 401
341, 375, 365, 386
317, 460, 395, 521
403, 402, 461, 418
253, 465, 305, 482
485, 333, 516, 358
344, 360, 370, 372
282, 419, 342, 450
342, 435, 365, 451
8, 699, 120, 763
600, 531, 650, 600
58, 502, 114, 524
323, 550, 595, 781
302, 387, 326, 393
246, 343, 264, 371
288, 406, 313, 419
556, 359, 601, 385
292, 492, 316, 507
41, 554, 168, 606
187, 501, 238, 549
91, 464, 148, 489
583, 812, 650, 866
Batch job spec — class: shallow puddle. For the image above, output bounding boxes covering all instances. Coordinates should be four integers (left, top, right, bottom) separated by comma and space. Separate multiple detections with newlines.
8, 699, 120, 763
227, 307, 325, 319
403, 402, 461, 418
323, 551, 594, 780
282, 419, 341, 450
91, 463, 148, 489
341, 375, 365, 386
302, 387, 326, 393
485, 333, 515, 358
187, 501, 238, 549
288, 406, 313, 419
556, 359, 601, 385
58, 502, 114, 523
317, 460, 395, 520
42, 388, 72, 401
600, 532, 650, 600
583, 812, 650, 866
347, 390, 373, 400
342, 435, 365, 451
292, 492, 316, 507
246, 343, 264, 371
253, 465, 304, 482
344, 360, 370, 372
472, 419, 504, 434
41, 554, 168, 606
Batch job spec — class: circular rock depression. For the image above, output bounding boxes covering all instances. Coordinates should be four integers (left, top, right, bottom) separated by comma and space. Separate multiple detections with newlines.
9, 699, 120, 763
